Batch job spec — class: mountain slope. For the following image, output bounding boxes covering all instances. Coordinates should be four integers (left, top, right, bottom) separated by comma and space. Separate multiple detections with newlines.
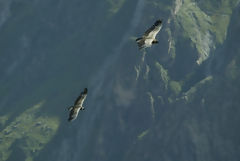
0, 0, 240, 161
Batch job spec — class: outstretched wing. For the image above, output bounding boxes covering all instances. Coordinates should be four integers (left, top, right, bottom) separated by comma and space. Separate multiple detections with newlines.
143, 20, 162, 39
74, 88, 88, 107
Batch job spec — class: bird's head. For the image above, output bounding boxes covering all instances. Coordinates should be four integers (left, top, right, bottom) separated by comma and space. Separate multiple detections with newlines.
152, 40, 158, 44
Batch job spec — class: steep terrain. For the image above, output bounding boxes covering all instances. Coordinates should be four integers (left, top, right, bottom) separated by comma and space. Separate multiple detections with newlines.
0, 0, 240, 161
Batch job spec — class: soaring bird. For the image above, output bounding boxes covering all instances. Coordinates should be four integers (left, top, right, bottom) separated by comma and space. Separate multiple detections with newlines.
136, 20, 162, 50
68, 88, 88, 122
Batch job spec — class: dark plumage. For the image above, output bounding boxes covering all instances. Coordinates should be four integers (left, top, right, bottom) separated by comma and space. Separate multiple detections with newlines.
68, 88, 88, 122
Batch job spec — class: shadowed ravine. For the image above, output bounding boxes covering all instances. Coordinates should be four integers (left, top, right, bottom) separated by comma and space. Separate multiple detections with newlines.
54, 0, 146, 160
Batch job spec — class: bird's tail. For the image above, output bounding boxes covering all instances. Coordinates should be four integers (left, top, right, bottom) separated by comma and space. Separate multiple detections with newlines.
136, 37, 145, 50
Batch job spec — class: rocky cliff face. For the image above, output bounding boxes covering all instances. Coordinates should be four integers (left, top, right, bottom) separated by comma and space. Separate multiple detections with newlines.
0, 0, 240, 161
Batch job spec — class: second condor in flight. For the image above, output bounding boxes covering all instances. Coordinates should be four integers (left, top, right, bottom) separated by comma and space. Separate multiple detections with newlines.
136, 20, 162, 50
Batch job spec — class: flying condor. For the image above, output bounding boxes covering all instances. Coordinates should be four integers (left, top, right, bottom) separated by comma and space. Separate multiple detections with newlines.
68, 88, 88, 122
136, 20, 162, 50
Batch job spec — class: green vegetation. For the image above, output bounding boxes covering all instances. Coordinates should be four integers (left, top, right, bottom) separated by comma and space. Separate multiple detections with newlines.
144, 64, 150, 80
155, 62, 169, 89
169, 80, 182, 95
146, 0, 172, 12
0, 101, 59, 161
166, 27, 176, 59
175, 0, 238, 64
157, 96, 165, 105
175, 0, 213, 64
106, 0, 126, 14
208, 0, 238, 43
137, 129, 149, 140
147, 92, 155, 119
225, 59, 240, 80
0, 116, 9, 127
168, 97, 174, 104
183, 76, 213, 102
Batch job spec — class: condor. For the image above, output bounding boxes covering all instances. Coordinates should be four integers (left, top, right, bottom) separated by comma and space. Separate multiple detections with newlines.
68, 88, 88, 122
136, 20, 162, 50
